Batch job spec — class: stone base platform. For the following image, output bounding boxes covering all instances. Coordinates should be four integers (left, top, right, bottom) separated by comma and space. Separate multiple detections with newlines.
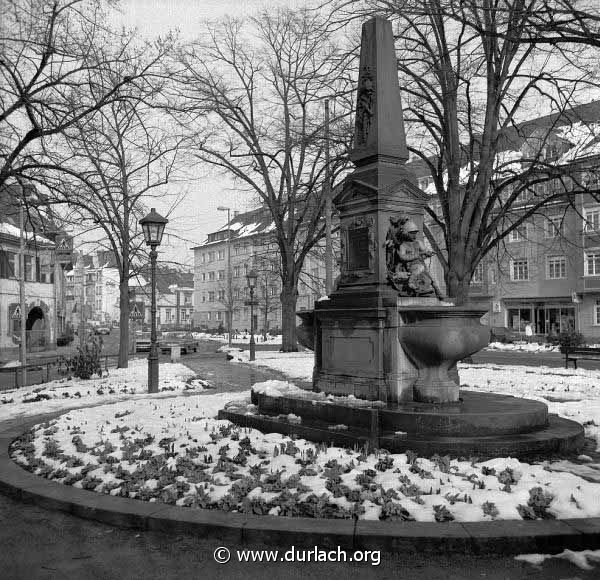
218, 388, 584, 460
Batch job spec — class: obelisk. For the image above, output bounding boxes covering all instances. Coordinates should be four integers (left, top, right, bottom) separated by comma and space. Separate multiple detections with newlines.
312, 17, 425, 404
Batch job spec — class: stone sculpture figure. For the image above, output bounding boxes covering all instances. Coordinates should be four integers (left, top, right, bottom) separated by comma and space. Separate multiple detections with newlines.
386, 216, 444, 299
356, 67, 374, 145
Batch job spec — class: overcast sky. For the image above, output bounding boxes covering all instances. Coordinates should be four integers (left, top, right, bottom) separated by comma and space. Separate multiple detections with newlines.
109, 0, 308, 266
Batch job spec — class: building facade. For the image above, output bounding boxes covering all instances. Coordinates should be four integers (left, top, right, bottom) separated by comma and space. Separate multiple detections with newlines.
192, 207, 329, 333
0, 186, 68, 353
412, 101, 600, 341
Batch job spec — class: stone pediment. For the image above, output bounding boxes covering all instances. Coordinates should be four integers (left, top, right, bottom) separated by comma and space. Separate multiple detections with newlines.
334, 177, 428, 206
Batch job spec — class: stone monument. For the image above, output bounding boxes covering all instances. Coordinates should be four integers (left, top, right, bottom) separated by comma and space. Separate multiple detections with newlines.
220, 17, 584, 459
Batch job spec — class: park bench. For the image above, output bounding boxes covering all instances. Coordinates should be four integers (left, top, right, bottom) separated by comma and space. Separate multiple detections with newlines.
564, 346, 600, 369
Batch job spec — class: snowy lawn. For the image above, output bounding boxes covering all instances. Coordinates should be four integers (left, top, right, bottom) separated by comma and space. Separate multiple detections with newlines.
0, 359, 210, 422
6, 352, 600, 525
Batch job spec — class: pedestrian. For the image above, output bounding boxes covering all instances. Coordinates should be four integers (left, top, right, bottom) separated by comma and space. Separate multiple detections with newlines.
525, 322, 533, 343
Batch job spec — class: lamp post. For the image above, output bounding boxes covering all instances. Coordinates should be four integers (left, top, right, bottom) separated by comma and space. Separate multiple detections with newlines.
246, 269, 258, 361
217, 206, 233, 347
140, 208, 168, 394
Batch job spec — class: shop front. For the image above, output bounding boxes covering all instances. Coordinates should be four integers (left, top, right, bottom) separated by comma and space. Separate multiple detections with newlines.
505, 301, 576, 337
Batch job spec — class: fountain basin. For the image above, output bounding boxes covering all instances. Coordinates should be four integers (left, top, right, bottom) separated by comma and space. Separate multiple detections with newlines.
398, 305, 490, 404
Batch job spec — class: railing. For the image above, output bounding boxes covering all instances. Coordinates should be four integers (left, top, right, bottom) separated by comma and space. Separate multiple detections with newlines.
0, 354, 120, 392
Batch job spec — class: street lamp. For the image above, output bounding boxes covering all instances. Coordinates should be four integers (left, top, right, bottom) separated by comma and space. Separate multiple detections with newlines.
217, 206, 233, 347
140, 208, 168, 393
246, 269, 258, 362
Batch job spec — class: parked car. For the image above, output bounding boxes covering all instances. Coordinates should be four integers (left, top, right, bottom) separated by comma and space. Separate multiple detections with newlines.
159, 332, 199, 355
95, 326, 111, 335
135, 331, 152, 352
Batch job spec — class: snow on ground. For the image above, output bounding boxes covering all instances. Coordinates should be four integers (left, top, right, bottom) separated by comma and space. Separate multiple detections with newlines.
4, 349, 600, 535
515, 549, 600, 570
10, 386, 600, 523
0, 359, 209, 422
193, 332, 282, 345
485, 341, 560, 353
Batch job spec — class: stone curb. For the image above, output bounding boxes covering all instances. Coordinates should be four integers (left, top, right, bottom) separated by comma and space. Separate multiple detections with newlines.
1, 410, 599, 555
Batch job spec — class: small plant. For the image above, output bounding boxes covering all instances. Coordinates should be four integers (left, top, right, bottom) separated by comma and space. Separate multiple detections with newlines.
548, 330, 584, 352
517, 486, 555, 520
67, 337, 103, 380
433, 504, 454, 522
482, 501, 499, 518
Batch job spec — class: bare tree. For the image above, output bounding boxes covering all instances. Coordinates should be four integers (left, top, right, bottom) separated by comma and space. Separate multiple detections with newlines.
331, 0, 600, 303
174, 8, 353, 351
0, 0, 164, 188
39, 39, 186, 367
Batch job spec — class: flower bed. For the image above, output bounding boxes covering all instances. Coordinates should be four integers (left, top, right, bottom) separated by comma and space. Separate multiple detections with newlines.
9, 389, 600, 523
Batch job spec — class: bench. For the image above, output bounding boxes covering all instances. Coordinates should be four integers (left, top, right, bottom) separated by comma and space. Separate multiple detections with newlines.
564, 346, 600, 369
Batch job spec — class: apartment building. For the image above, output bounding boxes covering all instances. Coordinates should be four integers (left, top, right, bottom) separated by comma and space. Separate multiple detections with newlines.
412, 101, 600, 340
0, 185, 68, 352
192, 207, 328, 333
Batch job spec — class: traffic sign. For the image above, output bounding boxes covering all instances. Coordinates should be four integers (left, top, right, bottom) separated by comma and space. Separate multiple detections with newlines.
11, 305, 22, 320
129, 303, 143, 319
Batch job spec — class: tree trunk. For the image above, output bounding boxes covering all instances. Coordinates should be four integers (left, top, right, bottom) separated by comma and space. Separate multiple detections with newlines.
445, 266, 471, 306
280, 284, 298, 352
118, 279, 130, 368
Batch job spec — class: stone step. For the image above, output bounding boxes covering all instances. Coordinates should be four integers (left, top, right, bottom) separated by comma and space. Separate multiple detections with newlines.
253, 390, 549, 437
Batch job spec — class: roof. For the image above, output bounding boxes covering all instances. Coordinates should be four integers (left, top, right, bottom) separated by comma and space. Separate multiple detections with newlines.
407, 99, 600, 181
0, 184, 62, 248
191, 206, 275, 250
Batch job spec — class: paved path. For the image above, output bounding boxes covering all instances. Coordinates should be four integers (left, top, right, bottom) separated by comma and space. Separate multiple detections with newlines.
0, 341, 599, 579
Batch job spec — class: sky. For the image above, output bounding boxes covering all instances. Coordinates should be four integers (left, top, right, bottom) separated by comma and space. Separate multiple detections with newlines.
110, 0, 308, 265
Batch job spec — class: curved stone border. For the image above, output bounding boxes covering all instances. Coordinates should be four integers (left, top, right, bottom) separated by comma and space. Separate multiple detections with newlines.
1, 410, 599, 555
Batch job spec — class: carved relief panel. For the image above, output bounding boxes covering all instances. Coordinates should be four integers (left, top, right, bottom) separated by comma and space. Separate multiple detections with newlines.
340, 216, 376, 282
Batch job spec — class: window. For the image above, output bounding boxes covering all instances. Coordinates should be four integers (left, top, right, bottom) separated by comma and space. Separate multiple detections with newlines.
234, 266, 241, 278
545, 216, 563, 238
269, 286, 277, 297
95, 286, 102, 295
218, 250, 225, 260
184, 293, 192, 305
489, 267, 497, 285
216, 311, 222, 321
595, 301, 600, 325
234, 245, 241, 256
23, 255, 34, 281
208, 291, 215, 301
244, 264, 248, 275
510, 259, 529, 281
165, 309, 171, 321
585, 252, 600, 276
202, 294, 206, 302
218, 270, 225, 281
207, 312, 211, 321
546, 255, 566, 279
218, 289, 225, 300
0, 251, 18, 278
418, 176, 434, 190
201, 273, 206, 282
201, 253, 206, 263
208, 271, 215, 281
508, 224, 527, 242
471, 263, 483, 284
584, 207, 600, 231
514, 190, 531, 203
234, 288, 240, 299
208, 251, 215, 262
